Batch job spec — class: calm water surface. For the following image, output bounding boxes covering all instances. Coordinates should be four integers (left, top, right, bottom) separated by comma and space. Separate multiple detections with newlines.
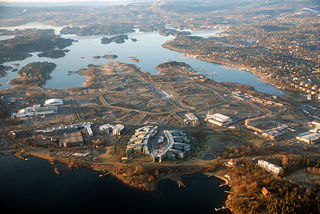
0, 155, 228, 214
0, 23, 283, 95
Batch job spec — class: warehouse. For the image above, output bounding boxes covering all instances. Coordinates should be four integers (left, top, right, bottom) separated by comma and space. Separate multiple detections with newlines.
12, 105, 58, 118
59, 132, 84, 148
296, 131, 320, 144
206, 113, 232, 127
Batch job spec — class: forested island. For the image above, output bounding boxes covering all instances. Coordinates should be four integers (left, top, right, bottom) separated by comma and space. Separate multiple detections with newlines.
60, 23, 135, 36
37, 49, 70, 59
101, 35, 129, 44
10, 62, 56, 87
0, 29, 75, 64
103, 54, 118, 59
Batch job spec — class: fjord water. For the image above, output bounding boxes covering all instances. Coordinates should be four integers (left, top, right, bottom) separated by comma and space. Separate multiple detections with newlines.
0, 155, 228, 214
0, 24, 283, 95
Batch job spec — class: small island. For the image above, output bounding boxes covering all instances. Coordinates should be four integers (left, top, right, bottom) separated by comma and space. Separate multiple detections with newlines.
130, 58, 139, 63
0, 29, 75, 64
37, 49, 70, 59
60, 24, 135, 36
10, 62, 56, 87
103, 54, 118, 59
101, 35, 129, 44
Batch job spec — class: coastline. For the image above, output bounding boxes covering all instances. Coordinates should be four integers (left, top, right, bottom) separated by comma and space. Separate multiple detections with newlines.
203, 171, 229, 186
162, 44, 286, 94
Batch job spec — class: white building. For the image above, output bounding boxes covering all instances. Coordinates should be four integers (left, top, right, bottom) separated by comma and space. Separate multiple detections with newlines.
258, 160, 283, 175
99, 124, 124, 136
126, 126, 157, 155
83, 122, 93, 137
185, 113, 199, 125
12, 105, 58, 118
44, 98, 63, 106
206, 113, 232, 127
113, 124, 125, 136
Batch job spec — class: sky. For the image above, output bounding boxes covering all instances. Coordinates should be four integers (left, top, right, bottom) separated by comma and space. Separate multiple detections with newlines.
0, 0, 120, 2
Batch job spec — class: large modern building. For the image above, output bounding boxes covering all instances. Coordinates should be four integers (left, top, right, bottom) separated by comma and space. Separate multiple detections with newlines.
296, 131, 320, 144
245, 116, 288, 140
126, 126, 157, 155
44, 98, 63, 106
152, 130, 191, 162
99, 124, 125, 136
258, 160, 283, 175
206, 113, 232, 127
12, 105, 58, 118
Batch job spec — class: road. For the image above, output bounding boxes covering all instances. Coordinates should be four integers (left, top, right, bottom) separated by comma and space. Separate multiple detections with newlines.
99, 95, 186, 116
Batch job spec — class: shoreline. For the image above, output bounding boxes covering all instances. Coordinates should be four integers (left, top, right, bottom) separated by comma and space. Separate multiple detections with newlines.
203, 171, 230, 186
162, 44, 286, 95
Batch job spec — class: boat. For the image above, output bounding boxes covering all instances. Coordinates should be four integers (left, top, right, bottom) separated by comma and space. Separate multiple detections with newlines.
214, 206, 230, 211
99, 171, 110, 178
53, 166, 61, 175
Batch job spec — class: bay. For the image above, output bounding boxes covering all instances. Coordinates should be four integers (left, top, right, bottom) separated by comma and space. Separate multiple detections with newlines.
0, 155, 229, 214
0, 24, 283, 95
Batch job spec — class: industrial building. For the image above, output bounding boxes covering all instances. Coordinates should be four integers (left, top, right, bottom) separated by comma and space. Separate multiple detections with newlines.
12, 105, 58, 118
11, 98, 63, 118
296, 131, 320, 144
59, 132, 84, 148
36, 122, 90, 134
245, 116, 288, 140
258, 160, 283, 175
206, 113, 232, 127
99, 124, 125, 136
44, 98, 63, 106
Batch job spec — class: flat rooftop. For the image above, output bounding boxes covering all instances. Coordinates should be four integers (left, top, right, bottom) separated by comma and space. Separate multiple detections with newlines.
60, 132, 83, 144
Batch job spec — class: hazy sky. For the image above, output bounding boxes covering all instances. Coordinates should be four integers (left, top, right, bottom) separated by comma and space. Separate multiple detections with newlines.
1, 0, 114, 2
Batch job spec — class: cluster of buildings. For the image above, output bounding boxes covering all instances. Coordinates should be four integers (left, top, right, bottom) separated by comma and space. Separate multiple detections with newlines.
126, 126, 158, 155
36, 122, 92, 134
11, 98, 63, 118
12, 105, 58, 118
184, 113, 199, 125
296, 131, 320, 144
99, 124, 125, 136
35, 122, 93, 148
245, 116, 289, 140
296, 123, 320, 144
258, 160, 283, 175
290, 82, 320, 101
245, 116, 320, 144
125, 126, 192, 163
232, 91, 284, 107
153, 130, 191, 162
205, 112, 232, 127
